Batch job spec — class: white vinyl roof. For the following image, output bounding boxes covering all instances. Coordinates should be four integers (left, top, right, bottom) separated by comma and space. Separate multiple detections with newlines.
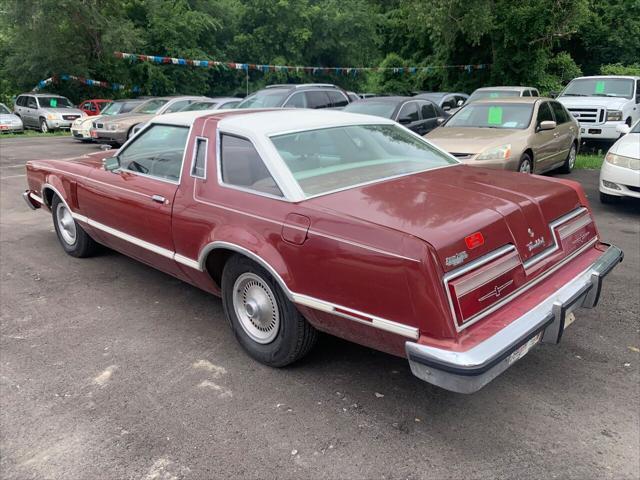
153, 108, 395, 133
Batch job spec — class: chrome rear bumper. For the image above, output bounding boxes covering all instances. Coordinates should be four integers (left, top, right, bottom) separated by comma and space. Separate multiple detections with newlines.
406, 245, 624, 393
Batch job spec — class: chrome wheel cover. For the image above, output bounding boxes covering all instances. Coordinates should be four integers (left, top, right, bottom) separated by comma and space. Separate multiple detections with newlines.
232, 273, 280, 344
56, 202, 76, 245
568, 146, 576, 169
519, 158, 532, 173
41, 121, 48, 133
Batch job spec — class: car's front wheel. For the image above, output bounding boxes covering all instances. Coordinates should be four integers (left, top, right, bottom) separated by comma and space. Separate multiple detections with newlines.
40, 118, 49, 133
518, 153, 533, 173
51, 195, 98, 257
221, 255, 317, 367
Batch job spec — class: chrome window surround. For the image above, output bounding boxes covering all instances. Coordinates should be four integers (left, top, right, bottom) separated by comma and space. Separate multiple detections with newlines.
190, 136, 208, 179
444, 207, 596, 333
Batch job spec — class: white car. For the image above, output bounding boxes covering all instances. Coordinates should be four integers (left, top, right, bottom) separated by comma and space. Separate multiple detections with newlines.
599, 121, 640, 203
558, 75, 640, 141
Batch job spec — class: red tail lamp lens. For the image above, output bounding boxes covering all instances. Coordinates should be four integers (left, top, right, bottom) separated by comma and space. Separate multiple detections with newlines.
465, 232, 485, 249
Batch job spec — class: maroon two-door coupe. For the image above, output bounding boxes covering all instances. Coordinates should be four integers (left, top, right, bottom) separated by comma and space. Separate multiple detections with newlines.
23, 109, 622, 393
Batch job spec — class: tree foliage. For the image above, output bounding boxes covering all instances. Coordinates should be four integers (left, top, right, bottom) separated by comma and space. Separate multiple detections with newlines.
0, 0, 637, 104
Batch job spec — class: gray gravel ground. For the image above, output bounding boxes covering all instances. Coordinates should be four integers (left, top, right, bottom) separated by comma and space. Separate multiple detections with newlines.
1, 136, 639, 480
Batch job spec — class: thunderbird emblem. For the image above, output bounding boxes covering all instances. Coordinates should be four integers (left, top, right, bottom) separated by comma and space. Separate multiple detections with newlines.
527, 228, 535, 238
478, 280, 514, 302
445, 251, 468, 267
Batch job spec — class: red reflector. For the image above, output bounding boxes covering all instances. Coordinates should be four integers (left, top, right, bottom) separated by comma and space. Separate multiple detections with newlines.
465, 232, 484, 249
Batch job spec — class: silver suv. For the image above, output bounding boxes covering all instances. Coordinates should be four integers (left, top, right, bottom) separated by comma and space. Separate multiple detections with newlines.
14, 93, 84, 132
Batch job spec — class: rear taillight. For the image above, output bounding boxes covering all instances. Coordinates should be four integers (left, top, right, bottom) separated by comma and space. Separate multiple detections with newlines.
445, 246, 525, 329
553, 210, 596, 257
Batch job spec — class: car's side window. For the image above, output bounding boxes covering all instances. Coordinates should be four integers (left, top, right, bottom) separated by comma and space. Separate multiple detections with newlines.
164, 100, 191, 114
531, 89, 539, 97
420, 102, 437, 119
442, 97, 457, 110
191, 137, 208, 179
326, 90, 349, 108
550, 101, 569, 124
523, 90, 531, 97
15, 96, 24, 107
27, 97, 37, 109
537, 102, 554, 126
304, 91, 331, 109
117, 124, 189, 182
284, 92, 307, 108
398, 102, 419, 122
636, 80, 640, 104
220, 134, 283, 197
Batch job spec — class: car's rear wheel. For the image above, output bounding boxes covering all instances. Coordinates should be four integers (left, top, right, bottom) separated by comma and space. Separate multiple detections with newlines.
221, 255, 317, 367
51, 195, 98, 257
40, 118, 48, 133
558, 143, 577, 174
599, 192, 620, 204
518, 153, 533, 173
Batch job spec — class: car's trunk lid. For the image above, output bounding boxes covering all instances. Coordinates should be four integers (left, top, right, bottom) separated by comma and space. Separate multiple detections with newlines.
306, 165, 582, 271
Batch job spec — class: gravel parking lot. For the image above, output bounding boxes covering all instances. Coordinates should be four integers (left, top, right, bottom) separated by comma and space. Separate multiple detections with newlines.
1, 136, 638, 480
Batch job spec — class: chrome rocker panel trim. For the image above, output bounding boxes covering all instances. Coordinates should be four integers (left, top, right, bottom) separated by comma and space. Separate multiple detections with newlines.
405, 245, 623, 394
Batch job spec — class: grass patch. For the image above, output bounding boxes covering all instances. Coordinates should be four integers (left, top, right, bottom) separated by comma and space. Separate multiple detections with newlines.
0, 130, 70, 139
575, 153, 603, 170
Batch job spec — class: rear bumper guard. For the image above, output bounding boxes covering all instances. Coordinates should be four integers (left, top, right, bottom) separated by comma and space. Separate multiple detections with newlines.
405, 245, 623, 394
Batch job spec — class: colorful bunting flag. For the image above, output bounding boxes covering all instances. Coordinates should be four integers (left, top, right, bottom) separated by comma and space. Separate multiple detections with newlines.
33, 74, 140, 93
113, 51, 489, 76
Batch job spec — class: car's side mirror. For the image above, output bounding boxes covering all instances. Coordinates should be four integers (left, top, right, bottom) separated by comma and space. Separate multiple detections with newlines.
538, 120, 557, 131
549, 92, 558, 99
616, 123, 631, 135
103, 156, 121, 172
436, 117, 445, 125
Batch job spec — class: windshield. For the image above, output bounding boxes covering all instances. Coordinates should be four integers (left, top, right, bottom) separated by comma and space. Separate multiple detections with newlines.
133, 99, 168, 114
445, 103, 533, 129
38, 96, 74, 109
342, 102, 397, 119
271, 124, 457, 197
469, 90, 520, 102
236, 89, 289, 108
561, 78, 634, 99
0, 104, 10, 114
180, 101, 217, 111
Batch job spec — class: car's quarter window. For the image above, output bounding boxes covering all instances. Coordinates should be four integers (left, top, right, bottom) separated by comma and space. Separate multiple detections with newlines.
536, 102, 554, 125
550, 101, 569, 124
397, 102, 419, 122
219, 134, 283, 197
304, 91, 331, 109
326, 90, 349, 108
530, 89, 539, 97
420, 102, 437, 119
117, 124, 189, 182
191, 137, 208, 179
523, 90, 531, 97
270, 124, 457, 197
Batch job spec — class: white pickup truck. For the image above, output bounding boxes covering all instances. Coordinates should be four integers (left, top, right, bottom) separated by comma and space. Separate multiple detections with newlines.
557, 75, 640, 141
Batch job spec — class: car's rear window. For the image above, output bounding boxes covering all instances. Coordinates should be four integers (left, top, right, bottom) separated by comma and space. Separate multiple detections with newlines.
270, 124, 456, 197
236, 89, 289, 108
445, 103, 533, 129
469, 90, 520, 102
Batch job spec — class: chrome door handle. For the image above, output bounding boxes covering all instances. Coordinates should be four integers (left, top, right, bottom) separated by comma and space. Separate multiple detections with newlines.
151, 195, 166, 204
